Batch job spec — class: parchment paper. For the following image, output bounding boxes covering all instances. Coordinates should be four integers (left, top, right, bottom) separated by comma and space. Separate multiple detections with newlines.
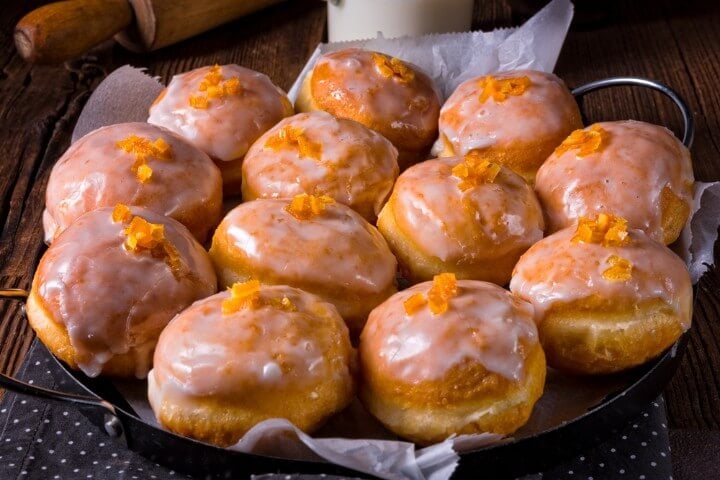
67, 0, 719, 478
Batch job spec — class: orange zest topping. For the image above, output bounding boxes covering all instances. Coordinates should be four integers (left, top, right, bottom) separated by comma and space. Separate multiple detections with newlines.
190, 65, 242, 109
123, 216, 165, 252
403, 293, 427, 316
189, 95, 209, 109
428, 273, 458, 315
572, 213, 630, 247
478, 75, 531, 103
151, 138, 171, 156
121, 215, 182, 275
451, 153, 502, 191
285, 193, 335, 220
221, 281, 298, 315
402, 273, 458, 316
371, 53, 415, 83
602, 255, 633, 281
555, 124, 608, 157
265, 125, 323, 160
222, 280, 261, 315
111, 203, 132, 224
116, 134, 173, 183
136, 163, 153, 182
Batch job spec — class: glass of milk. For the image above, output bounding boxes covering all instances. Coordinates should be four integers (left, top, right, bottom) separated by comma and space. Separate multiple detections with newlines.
326, 0, 475, 42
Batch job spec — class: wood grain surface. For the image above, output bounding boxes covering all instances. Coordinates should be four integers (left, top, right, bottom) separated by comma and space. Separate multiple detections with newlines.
1, 0, 719, 476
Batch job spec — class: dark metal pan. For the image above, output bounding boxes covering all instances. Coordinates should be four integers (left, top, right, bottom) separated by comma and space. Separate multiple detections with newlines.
0, 76, 696, 479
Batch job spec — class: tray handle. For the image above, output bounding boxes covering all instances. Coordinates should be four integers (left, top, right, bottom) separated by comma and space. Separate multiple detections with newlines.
0, 289, 124, 438
571, 77, 695, 148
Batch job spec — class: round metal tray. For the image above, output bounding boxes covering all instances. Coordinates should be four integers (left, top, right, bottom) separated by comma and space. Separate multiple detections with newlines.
0, 76, 695, 479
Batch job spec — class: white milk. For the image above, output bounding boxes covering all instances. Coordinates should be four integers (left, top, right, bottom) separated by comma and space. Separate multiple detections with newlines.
327, 0, 475, 42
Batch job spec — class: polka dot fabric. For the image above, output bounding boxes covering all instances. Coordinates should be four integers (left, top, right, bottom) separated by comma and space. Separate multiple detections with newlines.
0, 341, 673, 479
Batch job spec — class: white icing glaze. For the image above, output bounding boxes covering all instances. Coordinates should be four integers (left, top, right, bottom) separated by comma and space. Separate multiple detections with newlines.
509, 226, 692, 329
34, 207, 217, 378
437, 70, 579, 154
360, 280, 538, 382
43, 122, 222, 243
148, 285, 352, 400
310, 48, 440, 149
387, 157, 544, 262
242, 111, 399, 220
535, 120, 694, 241
212, 199, 397, 296
148, 64, 292, 162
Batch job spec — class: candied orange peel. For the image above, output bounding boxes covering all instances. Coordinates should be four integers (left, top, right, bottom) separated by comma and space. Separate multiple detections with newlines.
555, 124, 608, 157
116, 135, 173, 183
428, 273, 458, 315
403, 293, 427, 316
190, 65, 242, 109
451, 153, 502, 191
265, 125, 323, 160
111, 203, 132, 224
123, 216, 165, 251
372, 53, 415, 83
285, 193, 335, 220
121, 215, 182, 274
222, 280, 261, 314
222, 282, 298, 315
404, 273, 458, 316
478, 75, 531, 103
572, 213, 630, 247
602, 255, 633, 281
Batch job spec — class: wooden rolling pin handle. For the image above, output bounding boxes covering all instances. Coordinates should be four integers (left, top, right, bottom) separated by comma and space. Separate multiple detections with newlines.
14, 0, 134, 64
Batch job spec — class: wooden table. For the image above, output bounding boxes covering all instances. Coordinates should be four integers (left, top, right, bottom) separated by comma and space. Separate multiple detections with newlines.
1, 0, 718, 478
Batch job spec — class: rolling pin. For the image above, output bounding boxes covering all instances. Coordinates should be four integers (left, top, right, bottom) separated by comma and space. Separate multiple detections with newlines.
15, 0, 283, 64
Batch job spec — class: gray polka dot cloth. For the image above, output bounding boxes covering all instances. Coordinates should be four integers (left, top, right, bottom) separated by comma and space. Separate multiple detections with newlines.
0, 341, 672, 479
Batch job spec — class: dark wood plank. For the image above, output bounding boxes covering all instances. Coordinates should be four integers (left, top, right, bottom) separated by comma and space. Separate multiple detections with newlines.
0, 0, 326, 383
0, 1, 112, 378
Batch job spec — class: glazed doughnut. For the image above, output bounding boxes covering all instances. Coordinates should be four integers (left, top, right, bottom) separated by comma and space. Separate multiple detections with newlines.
209, 195, 397, 334
242, 111, 399, 222
510, 213, 692, 374
43, 122, 222, 244
148, 281, 355, 447
148, 64, 294, 193
535, 120, 694, 244
359, 274, 545, 445
377, 153, 544, 285
435, 70, 582, 182
28, 205, 217, 378
296, 48, 441, 169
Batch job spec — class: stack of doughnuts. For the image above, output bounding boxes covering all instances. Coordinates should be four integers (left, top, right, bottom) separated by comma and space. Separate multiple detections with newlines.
28, 51, 695, 449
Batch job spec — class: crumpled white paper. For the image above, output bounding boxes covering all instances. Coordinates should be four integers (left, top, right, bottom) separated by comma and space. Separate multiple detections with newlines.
678, 182, 720, 283
68, 0, 719, 477
287, 0, 574, 101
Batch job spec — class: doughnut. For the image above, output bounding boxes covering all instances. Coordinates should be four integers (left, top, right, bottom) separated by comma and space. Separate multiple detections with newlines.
510, 213, 692, 374
148, 281, 355, 447
242, 111, 399, 222
359, 274, 545, 445
535, 120, 694, 244
435, 70, 582, 182
43, 122, 222, 244
148, 64, 294, 193
377, 153, 544, 285
295, 48, 441, 169
27, 205, 217, 378
209, 195, 397, 334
